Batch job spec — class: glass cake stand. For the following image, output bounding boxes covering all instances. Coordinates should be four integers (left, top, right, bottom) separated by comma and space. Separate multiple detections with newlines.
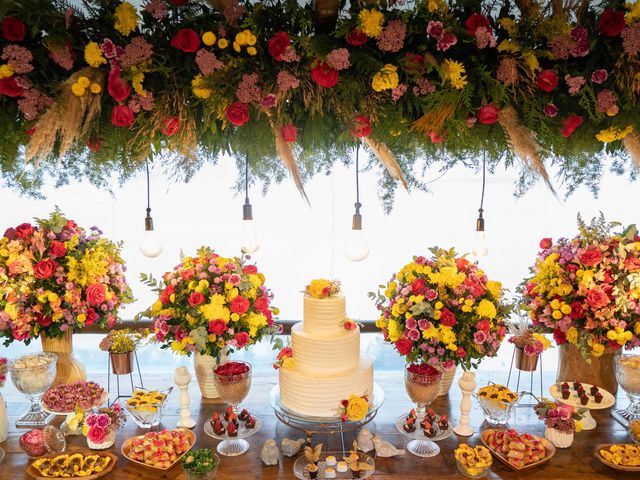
395, 413, 453, 457
270, 383, 384, 451
203, 414, 262, 456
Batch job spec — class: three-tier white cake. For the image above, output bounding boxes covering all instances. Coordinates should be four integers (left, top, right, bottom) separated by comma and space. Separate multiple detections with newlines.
279, 285, 373, 418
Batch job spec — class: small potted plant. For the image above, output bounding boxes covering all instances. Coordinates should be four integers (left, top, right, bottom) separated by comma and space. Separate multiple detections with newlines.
533, 398, 583, 448
181, 448, 220, 480
83, 403, 126, 450
507, 317, 551, 371
99, 328, 148, 375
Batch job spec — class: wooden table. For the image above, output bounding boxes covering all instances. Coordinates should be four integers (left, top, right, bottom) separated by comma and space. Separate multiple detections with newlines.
2, 371, 636, 479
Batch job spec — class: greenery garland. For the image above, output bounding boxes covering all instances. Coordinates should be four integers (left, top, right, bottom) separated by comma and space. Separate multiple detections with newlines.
1, 0, 640, 208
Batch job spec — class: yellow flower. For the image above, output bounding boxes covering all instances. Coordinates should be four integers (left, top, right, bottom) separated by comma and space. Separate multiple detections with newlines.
132, 72, 145, 96
441, 326, 457, 344
346, 395, 368, 421
429, 266, 465, 288
435, 301, 444, 310
523, 51, 540, 73
498, 18, 517, 35
497, 40, 521, 53
235, 31, 248, 46
0, 63, 15, 79
246, 33, 257, 46
575, 420, 583, 433
247, 46, 257, 56
171, 340, 186, 352
192, 74, 212, 99
422, 325, 439, 340
627, 1, 640, 23
233, 41, 241, 53
595, 125, 634, 143
246, 312, 267, 337
282, 357, 295, 369
306, 279, 331, 299
202, 31, 216, 46
199, 294, 230, 322
591, 342, 605, 357
476, 299, 497, 319
114, 1, 138, 37
71, 83, 86, 97
78, 76, 90, 88
84, 41, 106, 68
90, 83, 102, 94
486, 281, 502, 299
358, 8, 385, 38
371, 64, 399, 92
217, 38, 229, 49
387, 319, 402, 342
566, 327, 578, 346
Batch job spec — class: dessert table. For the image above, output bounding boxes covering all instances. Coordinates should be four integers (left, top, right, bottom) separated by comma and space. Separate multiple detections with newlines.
1, 371, 636, 479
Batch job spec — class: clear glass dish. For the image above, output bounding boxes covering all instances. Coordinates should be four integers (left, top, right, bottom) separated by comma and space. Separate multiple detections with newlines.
474, 393, 519, 425
455, 457, 491, 479
9, 353, 57, 427
123, 387, 172, 428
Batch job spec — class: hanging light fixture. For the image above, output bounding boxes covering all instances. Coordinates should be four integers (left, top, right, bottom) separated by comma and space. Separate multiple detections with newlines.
241, 152, 259, 254
472, 151, 488, 257
139, 161, 164, 258
345, 145, 370, 262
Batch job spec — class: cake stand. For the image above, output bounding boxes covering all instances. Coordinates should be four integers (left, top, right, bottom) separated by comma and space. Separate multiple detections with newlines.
203, 415, 262, 456
270, 383, 384, 452
549, 382, 615, 431
395, 413, 453, 457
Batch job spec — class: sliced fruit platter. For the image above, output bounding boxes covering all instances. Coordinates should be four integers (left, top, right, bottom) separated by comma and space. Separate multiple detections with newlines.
121, 429, 195, 471
481, 429, 556, 471
41, 381, 107, 415
26, 449, 117, 480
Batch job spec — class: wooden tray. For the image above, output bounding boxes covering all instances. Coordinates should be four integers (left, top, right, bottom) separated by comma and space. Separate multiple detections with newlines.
594, 444, 640, 471
481, 429, 556, 471
121, 428, 195, 471
26, 449, 117, 480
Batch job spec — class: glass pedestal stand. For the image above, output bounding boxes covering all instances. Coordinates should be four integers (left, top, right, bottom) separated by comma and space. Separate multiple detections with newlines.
203, 416, 262, 456
270, 384, 384, 453
395, 414, 453, 457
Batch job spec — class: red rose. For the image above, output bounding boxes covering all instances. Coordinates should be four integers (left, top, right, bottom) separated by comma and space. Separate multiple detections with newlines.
585, 286, 611, 310
3, 228, 17, 240
225, 102, 249, 126
536, 69, 559, 92
465, 13, 490, 34
411, 278, 426, 294
477, 319, 491, 332
208, 319, 227, 335
560, 113, 583, 138
267, 31, 291, 61
33, 259, 57, 280
351, 115, 372, 138
395, 338, 413, 356
160, 285, 175, 304
311, 62, 339, 88
111, 105, 134, 127
553, 329, 566, 344
86, 283, 107, 305
539, 238, 552, 249
254, 296, 269, 313
188, 292, 205, 307
180, 269, 195, 281
230, 296, 250, 314
597, 8, 626, 37
0, 77, 25, 97
569, 301, 584, 320
346, 28, 367, 46
171, 0, 188, 5
171, 28, 200, 53
161, 116, 180, 136
242, 265, 258, 274
477, 104, 499, 125
85, 308, 98, 326
281, 123, 297, 143
440, 308, 457, 327
107, 67, 130, 102
48, 240, 66, 258
15, 223, 34, 238
36, 313, 53, 327
87, 138, 102, 152
624, 257, 640, 271
456, 346, 467, 358
234, 331, 250, 348
578, 248, 603, 266
1, 16, 26, 42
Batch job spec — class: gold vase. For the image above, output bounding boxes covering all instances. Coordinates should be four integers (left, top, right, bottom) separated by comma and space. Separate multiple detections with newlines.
556, 343, 620, 394
110, 352, 134, 375
515, 347, 539, 372
437, 366, 457, 396
41, 330, 86, 386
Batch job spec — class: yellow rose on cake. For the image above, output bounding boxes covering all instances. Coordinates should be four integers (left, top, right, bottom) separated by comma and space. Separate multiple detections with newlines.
305, 279, 340, 299
339, 394, 369, 422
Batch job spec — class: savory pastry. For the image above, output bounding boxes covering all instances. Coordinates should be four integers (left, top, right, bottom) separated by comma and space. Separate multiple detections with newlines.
599, 444, 640, 467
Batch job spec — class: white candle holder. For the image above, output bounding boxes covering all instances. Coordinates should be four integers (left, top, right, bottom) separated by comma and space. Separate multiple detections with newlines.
174, 366, 196, 429
453, 371, 476, 437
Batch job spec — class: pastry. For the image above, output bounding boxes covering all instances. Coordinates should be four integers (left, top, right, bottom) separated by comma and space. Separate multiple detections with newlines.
561, 382, 570, 390
223, 405, 234, 421
126, 430, 191, 469
212, 419, 225, 436
403, 420, 416, 433
561, 389, 570, 400
407, 408, 417, 420
337, 461, 348, 473
238, 408, 250, 422
426, 408, 437, 422
422, 420, 437, 438
325, 455, 337, 466
594, 392, 603, 403
579, 394, 589, 405
245, 415, 256, 429
438, 415, 449, 431
308, 463, 318, 479
576, 385, 586, 396
325, 467, 337, 478
573, 381, 581, 390
599, 444, 640, 467
454, 444, 492, 477
210, 412, 220, 424
477, 384, 519, 406
590, 385, 599, 396
227, 422, 238, 437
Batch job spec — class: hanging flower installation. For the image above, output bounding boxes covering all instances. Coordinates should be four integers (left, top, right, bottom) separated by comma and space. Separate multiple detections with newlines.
1, 1, 640, 206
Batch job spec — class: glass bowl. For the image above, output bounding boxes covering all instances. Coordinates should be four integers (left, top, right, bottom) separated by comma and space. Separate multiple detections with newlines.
455, 457, 491, 479
124, 387, 173, 428
182, 453, 220, 480
9, 353, 57, 427
614, 355, 640, 424
18, 426, 66, 458
629, 419, 640, 444
474, 393, 519, 425
213, 361, 252, 413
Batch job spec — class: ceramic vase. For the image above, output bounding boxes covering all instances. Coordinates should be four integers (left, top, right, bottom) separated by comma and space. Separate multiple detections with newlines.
41, 330, 86, 386
557, 343, 619, 394
194, 352, 226, 399
87, 430, 115, 450
437, 366, 457, 396
544, 426, 574, 448
0, 392, 7, 443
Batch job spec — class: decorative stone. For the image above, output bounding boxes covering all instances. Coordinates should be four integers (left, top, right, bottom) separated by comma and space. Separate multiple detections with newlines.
356, 428, 375, 453
372, 435, 405, 457
261, 438, 280, 466
281, 438, 305, 457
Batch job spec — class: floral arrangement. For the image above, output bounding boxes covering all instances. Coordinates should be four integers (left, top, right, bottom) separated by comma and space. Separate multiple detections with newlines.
372, 247, 510, 370
181, 448, 219, 475
0, 210, 132, 345
83, 403, 126, 444
534, 398, 584, 433
99, 328, 149, 354
304, 279, 340, 299
337, 394, 369, 422
272, 345, 293, 370
140, 246, 278, 357
509, 331, 551, 356
521, 215, 640, 359
0, 357, 7, 388
341, 318, 359, 331
1, 2, 640, 205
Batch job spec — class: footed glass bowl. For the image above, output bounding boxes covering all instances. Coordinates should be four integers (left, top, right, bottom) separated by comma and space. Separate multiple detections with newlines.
474, 394, 519, 425
124, 387, 173, 428
456, 457, 491, 479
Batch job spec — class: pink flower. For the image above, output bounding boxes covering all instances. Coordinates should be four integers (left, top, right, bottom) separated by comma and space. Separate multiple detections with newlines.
622, 23, 640, 56
418, 319, 431, 330
436, 32, 457, 52
84, 414, 98, 427
326, 48, 351, 71
424, 289, 437, 301
101, 39, 118, 59
391, 83, 407, 102
260, 94, 277, 109
236, 73, 261, 104
474, 26, 496, 49
474, 330, 487, 344
87, 426, 107, 444
565, 74, 585, 95
276, 70, 299, 92
426, 21, 444, 38
406, 317, 417, 330
443, 360, 456, 370
408, 329, 421, 341
196, 48, 224, 75
377, 19, 406, 53
1, 45, 33, 74
120, 37, 153, 69
558, 406, 572, 420
96, 413, 112, 428
456, 346, 467, 358
496, 57, 517, 85
596, 89, 618, 113
591, 69, 608, 84
144, 0, 168, 21
543, 103, 558, 117
412, 77, 435, 96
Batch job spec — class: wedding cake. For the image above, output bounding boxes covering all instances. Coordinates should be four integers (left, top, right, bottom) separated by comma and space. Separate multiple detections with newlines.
278, 279, 373, 418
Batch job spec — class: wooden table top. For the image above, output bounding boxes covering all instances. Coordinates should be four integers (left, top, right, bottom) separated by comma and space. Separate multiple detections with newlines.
1, 370, 637, 479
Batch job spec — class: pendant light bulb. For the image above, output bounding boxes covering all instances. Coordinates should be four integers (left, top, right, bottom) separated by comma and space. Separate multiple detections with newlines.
241, 199, 260, 254
139, 209, 164, 258
345, 204, 370, 262
472, 209, 488, 257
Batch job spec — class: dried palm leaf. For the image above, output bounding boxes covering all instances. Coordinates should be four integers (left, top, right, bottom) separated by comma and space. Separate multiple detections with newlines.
271, 121, 309, 203
624, 131, 640, 168
410, 104, 454, 137
361, 136, 408, 191
205, 0, 234, 12
498, 106, 555, 193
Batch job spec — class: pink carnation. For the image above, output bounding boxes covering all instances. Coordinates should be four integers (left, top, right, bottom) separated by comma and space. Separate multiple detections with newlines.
260, 94, 276, 108
326, 48, 351, 71
570, 27, 589, 57
622, 23, 640, 56
474, 26, 496, 49
144, 0, 168, 21
391, 83, 407, 102
543, 103, 558, 117
426, 21, 444, 38
591, 69, 608, 84
101, 39, 118, 59
236, 73, 261, 103
2, 45, 33, 74
195, 49, 224, 75
596, 89, 618, 113
377, 19, 406, 53
276, 70, 299, 92
437, 32, 457, 52
565, 74, 585, 95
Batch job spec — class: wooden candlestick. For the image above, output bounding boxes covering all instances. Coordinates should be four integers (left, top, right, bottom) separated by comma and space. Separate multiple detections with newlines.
453, 371, 476, 437
174, 366, 196, 429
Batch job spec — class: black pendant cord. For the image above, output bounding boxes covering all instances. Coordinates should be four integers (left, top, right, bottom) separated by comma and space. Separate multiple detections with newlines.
355, 145, 361, 211
244, 151, 250, 204
479, 150, 486, 212
145, 161, 151, 215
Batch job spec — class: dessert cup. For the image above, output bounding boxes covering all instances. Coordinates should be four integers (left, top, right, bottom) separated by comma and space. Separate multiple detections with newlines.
613, 355, 640, 426
9, 353, 57, 427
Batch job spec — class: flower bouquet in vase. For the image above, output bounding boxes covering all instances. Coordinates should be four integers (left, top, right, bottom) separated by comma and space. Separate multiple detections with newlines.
99, 328, 149, 375
521, 215, 640, 394
371, 247, 510, 395
83, 403, 126, 450
140, 247, 279, 399
0, 210, 133, 386
533, 398, 584, 449
507, 316, 551, 372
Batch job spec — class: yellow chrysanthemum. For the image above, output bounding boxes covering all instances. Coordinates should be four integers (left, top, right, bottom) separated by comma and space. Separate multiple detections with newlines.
443, 59, 468, 90
358, 8, 385, 38
246, 312, 267, 337
566, 327, 578, 346
387, 319, 402, 342
627, 1, 640, 23
84, 41, 106, 68
199, 294, 230, 322
595, 125, 634, 143
132, 72, 146, 96
202, 31, 216, 46
371, 64, 399, 92
0, 63, 15, 79
217, 38, 229, 49
476, 299, 497, 319
486, 281, 502, 299
192, 74, 212, 99
114, 1, 138, 37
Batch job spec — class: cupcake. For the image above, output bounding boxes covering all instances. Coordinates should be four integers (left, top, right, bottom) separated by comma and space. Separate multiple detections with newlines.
561, 389, 570, 400
590, 385, 599, 396
337, 461, 348, 473
325, 467, 336, 479
325, 455, 337, 467
561, 382, 570, 390
577, 386, 586, 396
573, 381, 581, 390
579, 394, 589, 406
594, 392, 603, 403
308, 463, 319, 479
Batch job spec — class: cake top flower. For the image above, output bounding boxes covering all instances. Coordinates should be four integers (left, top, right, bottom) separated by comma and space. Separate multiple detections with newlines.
305, 279, 341, 299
